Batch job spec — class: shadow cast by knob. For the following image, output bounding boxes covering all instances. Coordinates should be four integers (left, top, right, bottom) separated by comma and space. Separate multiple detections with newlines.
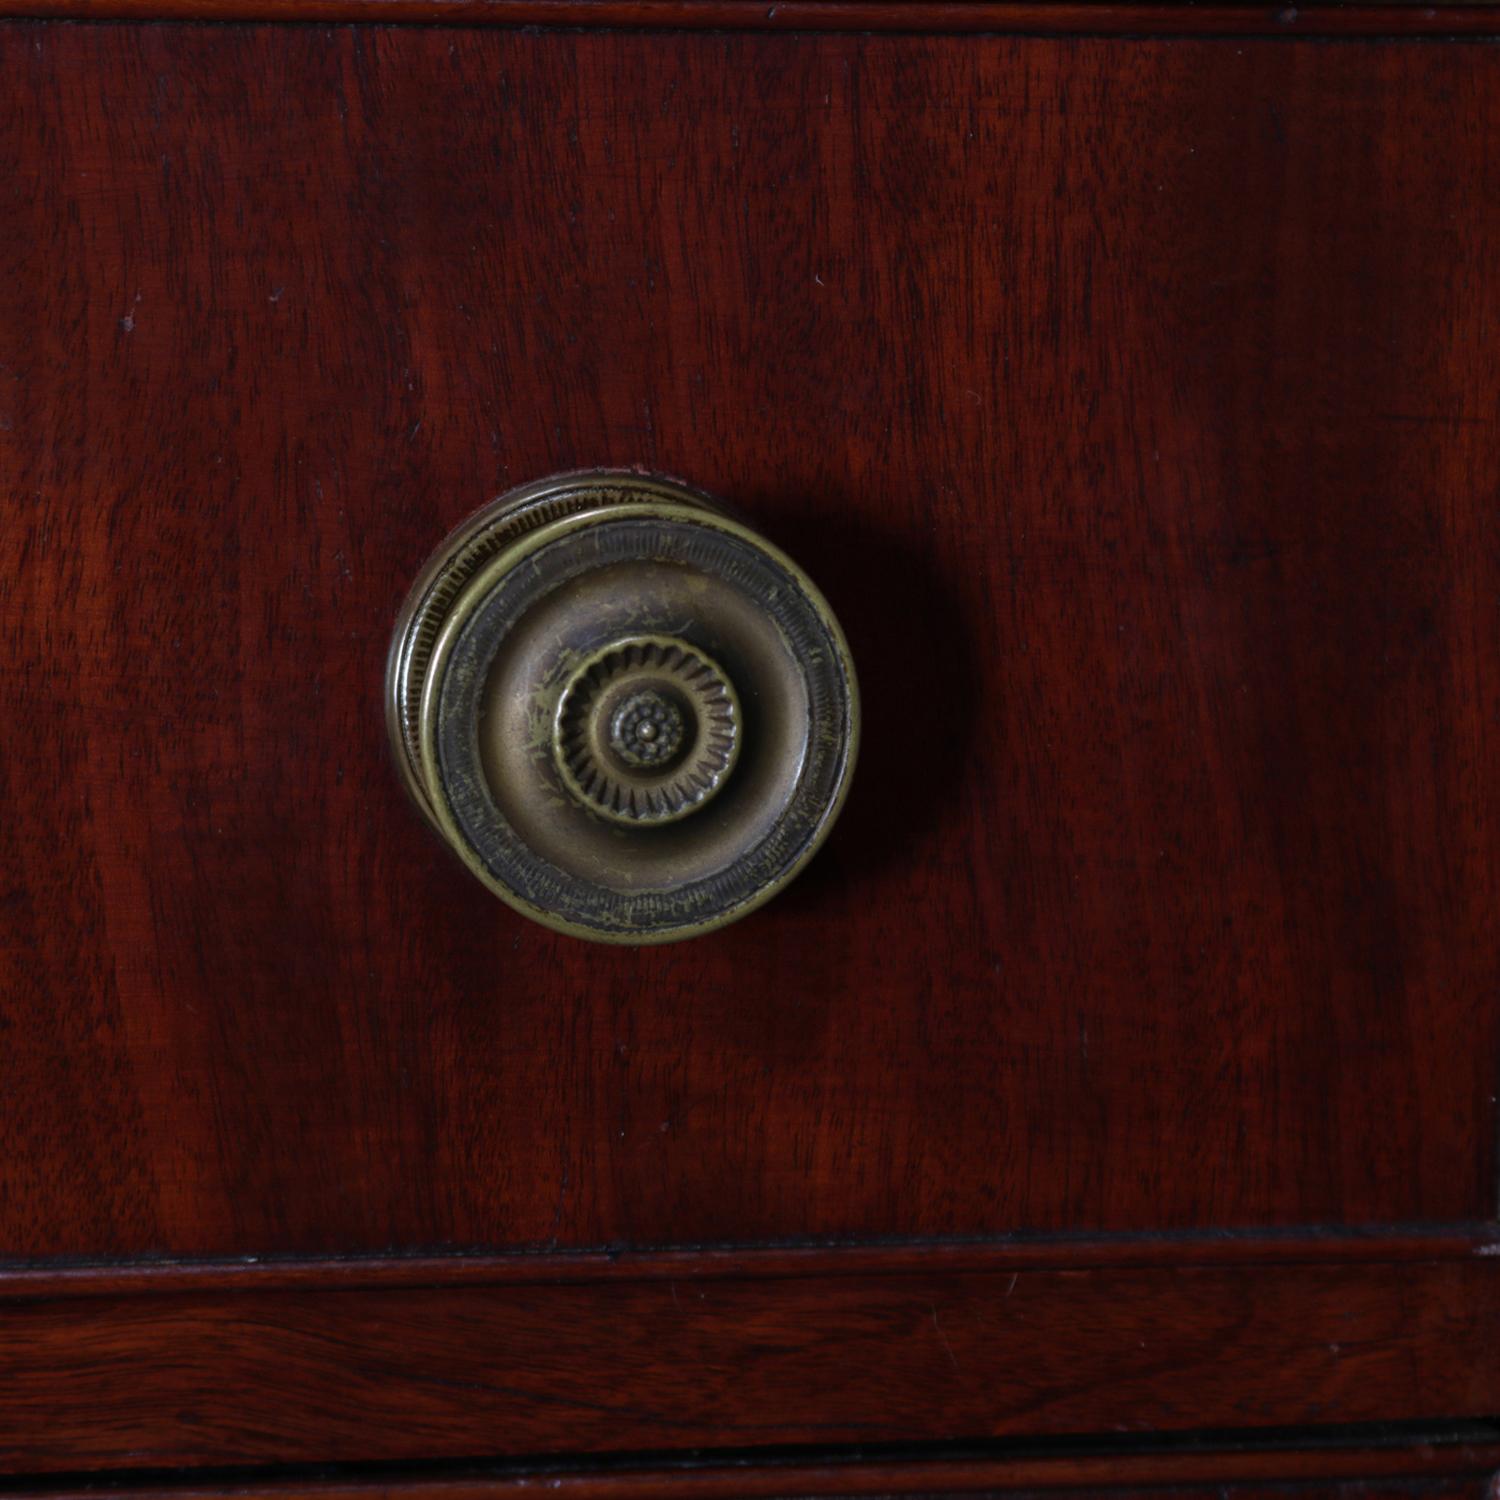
749, 499, 979, 902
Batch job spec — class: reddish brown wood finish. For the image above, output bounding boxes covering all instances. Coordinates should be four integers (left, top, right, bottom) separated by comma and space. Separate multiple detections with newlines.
5, 2, 1500, 36
2, 25, 1498, 1261
1, 1255, 1497, 1469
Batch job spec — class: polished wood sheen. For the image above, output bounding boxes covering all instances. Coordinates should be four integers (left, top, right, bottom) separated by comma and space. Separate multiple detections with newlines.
3, 24, 1498, 1262
2, 1252, 1498, 1468
3, 17, 1499, 1477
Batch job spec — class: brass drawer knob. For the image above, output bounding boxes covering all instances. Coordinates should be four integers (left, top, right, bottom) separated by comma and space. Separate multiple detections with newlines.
386, 472, 859, 943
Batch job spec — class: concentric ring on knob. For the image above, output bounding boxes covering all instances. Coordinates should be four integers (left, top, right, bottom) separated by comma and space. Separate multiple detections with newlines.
386, 471, 858, 944
555, 635, 741, 825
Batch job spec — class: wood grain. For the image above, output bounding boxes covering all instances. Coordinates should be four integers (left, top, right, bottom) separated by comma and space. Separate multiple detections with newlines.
2, 24, 1498, 1262
1, 1257, 1497, 1469
5, 3, 1500, 36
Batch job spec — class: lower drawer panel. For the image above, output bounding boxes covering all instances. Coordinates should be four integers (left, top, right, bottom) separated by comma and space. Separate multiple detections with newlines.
3, 1245, 1497, 1470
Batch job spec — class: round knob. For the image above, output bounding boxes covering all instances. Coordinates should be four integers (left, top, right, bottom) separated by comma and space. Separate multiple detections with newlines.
386, 472, 859, 944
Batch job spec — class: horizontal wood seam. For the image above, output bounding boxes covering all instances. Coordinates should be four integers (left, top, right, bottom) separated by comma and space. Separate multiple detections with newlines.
7, 1432, 1500, 1498
3, 1224, 1497, 1300
5, 2, 1500, 35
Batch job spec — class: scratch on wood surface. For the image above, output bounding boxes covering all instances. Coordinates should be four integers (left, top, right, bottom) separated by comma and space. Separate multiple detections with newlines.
930, 1304, 960, 1374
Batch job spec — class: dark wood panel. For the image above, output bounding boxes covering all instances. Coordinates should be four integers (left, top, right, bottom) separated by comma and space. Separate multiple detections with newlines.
6, 3, 1500, 36
20, 1454, 1500, 1500
0, 1255, 1496, 1469
2, 25, 1498, 1260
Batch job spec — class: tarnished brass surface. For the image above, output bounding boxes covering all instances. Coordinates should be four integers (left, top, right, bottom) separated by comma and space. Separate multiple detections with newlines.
386, 472, 859, 943
555, 635, 742, 826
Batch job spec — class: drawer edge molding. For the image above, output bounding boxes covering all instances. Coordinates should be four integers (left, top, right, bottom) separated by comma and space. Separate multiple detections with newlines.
4, 1, 1500, 35
1, 1253, 1497, 1470
0, 1224, 1497, 1300
8, 1438, 1500, 1500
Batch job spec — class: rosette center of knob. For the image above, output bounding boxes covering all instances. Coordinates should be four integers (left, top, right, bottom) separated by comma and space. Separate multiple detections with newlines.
555, 636, 741, 826
608, 689, 688, 770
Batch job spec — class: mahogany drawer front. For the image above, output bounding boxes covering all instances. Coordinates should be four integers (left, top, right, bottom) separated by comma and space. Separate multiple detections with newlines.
6, 20, 1498, 1260
2, 13, 1499, 1478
